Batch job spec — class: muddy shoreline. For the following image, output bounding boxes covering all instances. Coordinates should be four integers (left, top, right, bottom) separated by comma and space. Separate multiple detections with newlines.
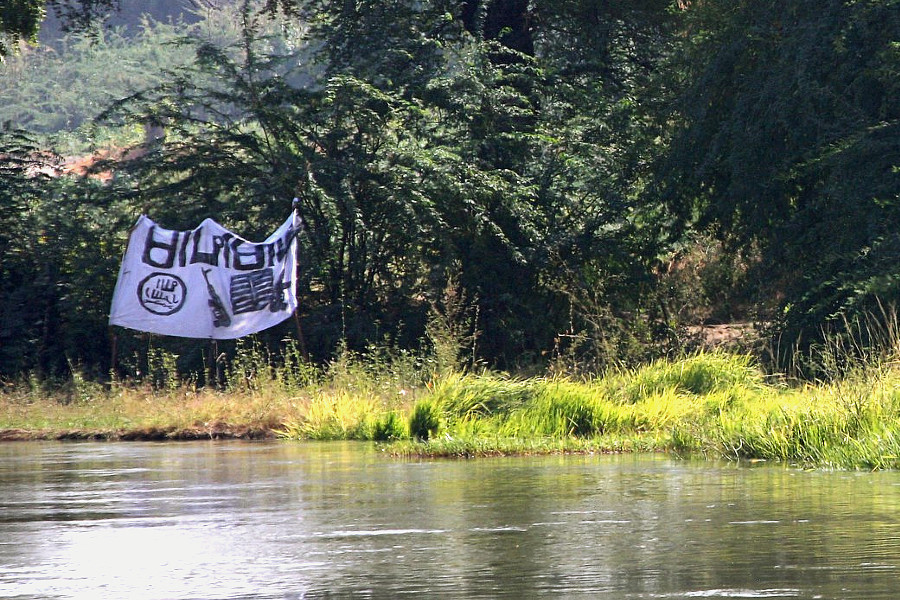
0, 423, 277, 442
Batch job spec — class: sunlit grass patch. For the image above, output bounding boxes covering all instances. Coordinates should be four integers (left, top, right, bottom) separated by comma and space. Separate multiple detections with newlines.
607, 351, 765, 403
684, 369, 900, 468
8, 348, 900, 469
0, 372, 309, 439
277, 391, 381, 441
430, 372, 532, 419
390, 431, 664, 458
500, 378, 624, 437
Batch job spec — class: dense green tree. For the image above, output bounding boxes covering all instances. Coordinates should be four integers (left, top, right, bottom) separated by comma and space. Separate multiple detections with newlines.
44, 0, 119, 31
1, 0, 118, 58
29, 0, 900, 380
658, 0, 900, 363
0, 0, 45, 58
0, 131, 128, 377
0, 22, 197, 140
90, 0, 675, 368
0, 130, 46, 375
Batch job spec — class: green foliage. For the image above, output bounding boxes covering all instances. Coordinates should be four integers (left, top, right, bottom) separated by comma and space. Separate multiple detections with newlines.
0, 21, 200, 150
0, 0, 44, 59
12, 342, 900, 469
424, 276, 480, 375
5, 0, 899, 382
397, 352, 900, 469
276, 339, 319, 390
146, 346, 180, 392
0, 130, 132, 378
430, 372, 532, 420
292, 391, 378, 440
694, 376, 900, 470
323, 340, 427, 399
84, 0, 675, 370
615, 352, 764, 403
372, 411, 406, 441
0, 0, 679, 380
409, 399, 441, 440
659, 0, 900, 358
518, 381, 620, 437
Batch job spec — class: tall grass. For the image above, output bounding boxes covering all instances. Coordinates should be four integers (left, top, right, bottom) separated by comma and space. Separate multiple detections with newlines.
0, 338, 419, 440
387, 351, 900, 469
698, 374, 900, 469
6, 339, 900, 469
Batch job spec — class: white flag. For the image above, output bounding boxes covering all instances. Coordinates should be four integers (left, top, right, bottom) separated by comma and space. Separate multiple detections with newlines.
109, 213, 299, 339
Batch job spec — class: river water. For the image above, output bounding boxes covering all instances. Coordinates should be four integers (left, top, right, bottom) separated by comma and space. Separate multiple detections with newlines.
1, 441, 900, 599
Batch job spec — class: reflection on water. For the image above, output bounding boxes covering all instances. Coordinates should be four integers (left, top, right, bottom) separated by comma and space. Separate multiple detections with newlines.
2, 441, 900, 599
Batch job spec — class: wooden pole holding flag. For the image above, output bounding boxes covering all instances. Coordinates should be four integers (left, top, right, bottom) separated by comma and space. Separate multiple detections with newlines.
109, 326, 118, 380
292, 198, 310, 362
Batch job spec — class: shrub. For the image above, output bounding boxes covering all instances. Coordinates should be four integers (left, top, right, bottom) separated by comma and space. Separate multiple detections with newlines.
373, 411, 407, 441
409, 399, 441, 440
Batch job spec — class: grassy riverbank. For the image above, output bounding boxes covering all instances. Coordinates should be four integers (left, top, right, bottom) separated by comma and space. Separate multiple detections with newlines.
4, 350, 900, 469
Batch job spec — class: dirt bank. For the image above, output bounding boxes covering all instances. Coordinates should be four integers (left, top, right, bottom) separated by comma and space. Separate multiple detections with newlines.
0, 423, 278, 442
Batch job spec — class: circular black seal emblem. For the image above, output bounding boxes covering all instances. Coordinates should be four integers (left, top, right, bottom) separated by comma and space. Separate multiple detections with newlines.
138, 272, 187, 315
